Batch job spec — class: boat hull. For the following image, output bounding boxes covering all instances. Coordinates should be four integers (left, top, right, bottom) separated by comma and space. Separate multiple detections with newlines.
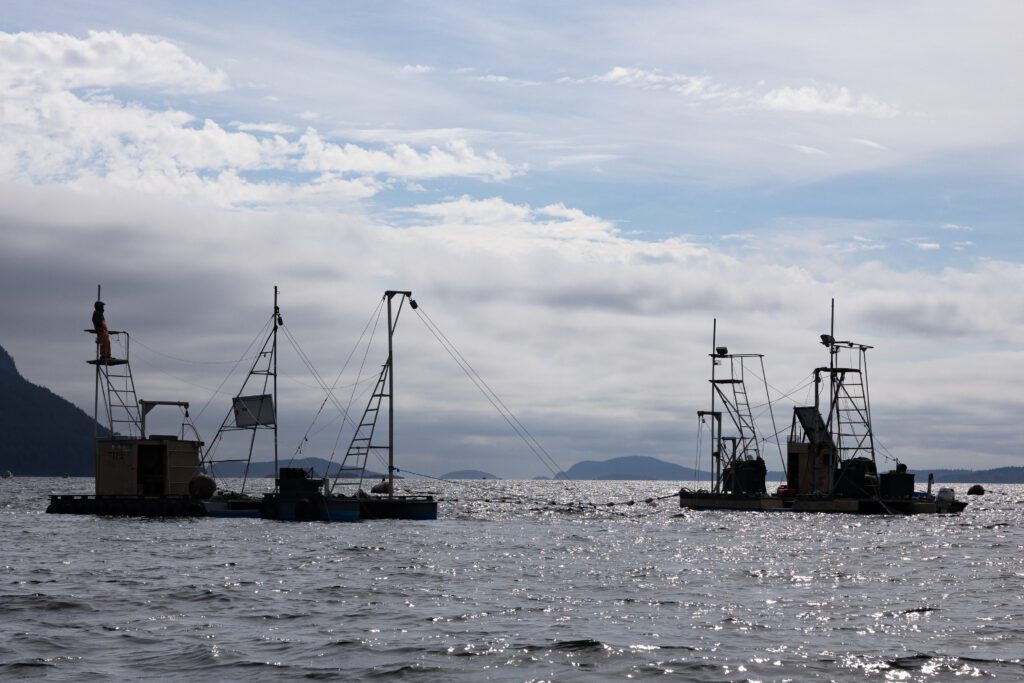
259, 493, 361, 522
359, 496, 438, 520
47, 494, 206, 517
202, 496, 263, 518
679, 492, 967, 515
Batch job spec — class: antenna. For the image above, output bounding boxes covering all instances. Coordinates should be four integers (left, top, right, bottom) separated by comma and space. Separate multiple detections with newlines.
830, 297, 835, 340
711, 319, 719, 491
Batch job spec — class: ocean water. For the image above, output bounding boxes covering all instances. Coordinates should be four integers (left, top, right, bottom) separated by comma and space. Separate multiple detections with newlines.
1, 477, 1021, 682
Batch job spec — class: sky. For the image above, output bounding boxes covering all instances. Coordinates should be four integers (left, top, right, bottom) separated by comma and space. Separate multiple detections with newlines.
1, 1, 1022, 478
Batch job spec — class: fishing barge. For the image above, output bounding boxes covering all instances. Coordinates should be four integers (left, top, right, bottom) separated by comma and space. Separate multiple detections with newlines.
680, 307, 966, 515
47, 289, 208, 517
258, 290, 437, 521
48, 288, 437, 521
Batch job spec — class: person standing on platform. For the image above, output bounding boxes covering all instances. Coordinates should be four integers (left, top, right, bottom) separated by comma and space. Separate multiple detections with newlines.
92, 300, 111, 360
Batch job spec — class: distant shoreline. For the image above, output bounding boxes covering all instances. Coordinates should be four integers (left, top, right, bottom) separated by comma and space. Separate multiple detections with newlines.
6, 451, 1024, 484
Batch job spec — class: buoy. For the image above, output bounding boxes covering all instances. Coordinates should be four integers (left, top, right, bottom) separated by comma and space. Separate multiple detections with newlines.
189, 473, 217, 499
936, 487, 956, 513
967, 484, 985, 496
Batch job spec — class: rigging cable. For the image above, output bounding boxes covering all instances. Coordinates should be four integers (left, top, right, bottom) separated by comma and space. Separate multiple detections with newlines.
758, 355, 786, 473
198, 315, 275, 464
280, 323, 392, 479
411, 304, 582, 498
196, 316, 274, 424
392, 468, 678, 517
329, 300, 392, 491
283, 298, 385, 468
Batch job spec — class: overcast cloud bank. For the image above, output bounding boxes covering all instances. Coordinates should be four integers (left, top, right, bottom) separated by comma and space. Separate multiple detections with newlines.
1, 10, 1022, 476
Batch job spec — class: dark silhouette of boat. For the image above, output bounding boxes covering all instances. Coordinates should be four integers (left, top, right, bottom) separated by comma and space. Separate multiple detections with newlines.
680, 303, 966, 515
256, 290, 436, 521
48, 286, 207, 517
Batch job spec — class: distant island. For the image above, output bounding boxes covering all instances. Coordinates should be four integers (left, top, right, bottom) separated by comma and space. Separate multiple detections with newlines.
555, 455, 702, 481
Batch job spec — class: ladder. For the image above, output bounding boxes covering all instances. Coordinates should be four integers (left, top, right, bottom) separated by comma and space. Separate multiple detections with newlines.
711, 355, 761, 461
89, 332, 142, 438
832, 369, 874, 459
335, 360, 390, 485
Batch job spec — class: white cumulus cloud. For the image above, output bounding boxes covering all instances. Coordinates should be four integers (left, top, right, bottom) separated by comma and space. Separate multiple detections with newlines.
0, 30, 229, 93
0, 30, 521, 207
760, 86, 899, 118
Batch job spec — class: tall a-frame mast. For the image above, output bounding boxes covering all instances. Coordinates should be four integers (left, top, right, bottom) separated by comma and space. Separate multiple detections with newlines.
815, 298, 875, 466
335, 290, 416, 496
88, 284, 142, 439
202, 286, 281, 493
272, 285, 281, 484
384, 290, 415, 496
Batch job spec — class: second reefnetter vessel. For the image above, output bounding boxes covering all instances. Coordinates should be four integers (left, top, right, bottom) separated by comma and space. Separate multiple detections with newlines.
680, 305, 966, 514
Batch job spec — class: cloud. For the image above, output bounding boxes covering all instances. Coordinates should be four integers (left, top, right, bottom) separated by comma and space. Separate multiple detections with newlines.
941, 223, 973, 231
297, 130, 522, 181
849, 234, 885, 251
2, 8, 1024, 476
791, 144, 826, 155
230, 121, 298, 134
0, 30, 229, 93
3, 186, 1024, 476
336, 127, 491, 145
852, 138, 888, 150
574, 67, 716, 97
0, 30, 521, 206
565, 67, 899, 119
401, 64, 434, 74
470, 74, 541, 87
760, 86, 899, 118
906, 239, 941, 251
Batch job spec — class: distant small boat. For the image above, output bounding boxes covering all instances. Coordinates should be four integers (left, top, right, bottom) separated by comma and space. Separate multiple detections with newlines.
1, 470, 12, 479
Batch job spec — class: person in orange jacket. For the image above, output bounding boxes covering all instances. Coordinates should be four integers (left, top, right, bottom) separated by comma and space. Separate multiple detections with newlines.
92, 300, 111, 360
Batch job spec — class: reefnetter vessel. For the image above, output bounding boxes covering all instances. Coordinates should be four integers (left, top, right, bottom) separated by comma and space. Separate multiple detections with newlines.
679, 305, 966, 514
47, 287, 207, 517
260, 290, 437, 521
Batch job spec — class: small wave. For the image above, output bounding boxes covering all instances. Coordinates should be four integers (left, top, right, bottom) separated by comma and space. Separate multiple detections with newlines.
364, 663, 447, 678
0, 593, 95, 613
520, 638, 606, 652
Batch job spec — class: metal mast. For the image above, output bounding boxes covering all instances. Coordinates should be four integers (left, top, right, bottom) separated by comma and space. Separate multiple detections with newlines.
201, 287, 280, 493
93, 284, 101, 440
697, 320, 723, 492
816, 299, 875, 464
273, 285, 280, 487
384, 290, 415, 497
386, 291, 395, 497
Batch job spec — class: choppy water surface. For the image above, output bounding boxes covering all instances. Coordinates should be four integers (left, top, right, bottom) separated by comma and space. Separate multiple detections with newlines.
1, 478, 1022, 681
